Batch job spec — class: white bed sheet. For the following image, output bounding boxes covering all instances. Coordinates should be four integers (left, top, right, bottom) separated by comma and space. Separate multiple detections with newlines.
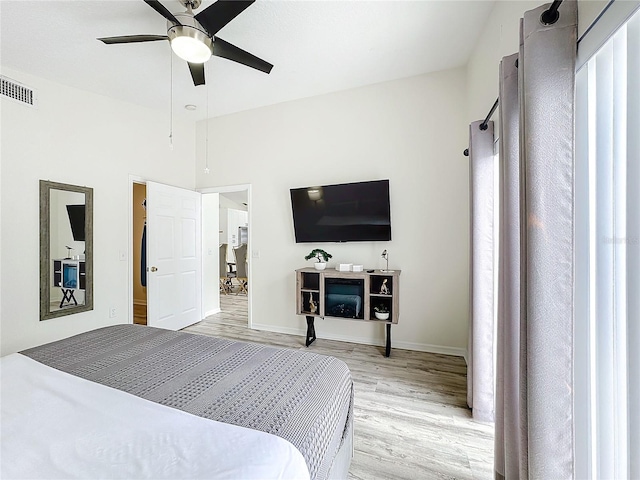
0, 353, 310, 480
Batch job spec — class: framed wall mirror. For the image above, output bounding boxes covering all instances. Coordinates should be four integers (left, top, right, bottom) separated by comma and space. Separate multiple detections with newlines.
40, 180, 93, 320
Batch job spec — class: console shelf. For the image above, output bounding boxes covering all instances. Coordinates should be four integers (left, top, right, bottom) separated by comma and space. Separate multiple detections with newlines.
295, 268, 400, 356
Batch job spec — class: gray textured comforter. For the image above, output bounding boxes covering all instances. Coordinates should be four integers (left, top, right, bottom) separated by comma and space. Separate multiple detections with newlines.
21, 325, 353, 480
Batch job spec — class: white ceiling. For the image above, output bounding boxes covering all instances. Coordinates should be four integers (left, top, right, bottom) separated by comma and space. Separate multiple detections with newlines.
0, 0, 495, 121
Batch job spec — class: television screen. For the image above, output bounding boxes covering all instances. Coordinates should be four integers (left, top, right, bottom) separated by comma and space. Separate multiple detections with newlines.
290, 180, 391, 243
66, 204, 85, 241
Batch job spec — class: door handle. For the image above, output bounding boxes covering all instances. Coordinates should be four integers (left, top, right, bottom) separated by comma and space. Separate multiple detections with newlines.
150, 266, 158, 272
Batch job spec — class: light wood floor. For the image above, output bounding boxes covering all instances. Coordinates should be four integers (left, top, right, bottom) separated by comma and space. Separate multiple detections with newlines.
207, 291, 248, 327
183, 300, 494, 480
133, 289, 248, 327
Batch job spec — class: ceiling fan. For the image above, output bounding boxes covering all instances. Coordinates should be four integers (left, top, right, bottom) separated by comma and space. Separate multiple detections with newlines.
97, 0, 273, 86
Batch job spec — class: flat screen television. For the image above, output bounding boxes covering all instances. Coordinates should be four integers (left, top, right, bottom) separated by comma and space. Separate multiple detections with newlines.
290, 179, 391, 243
66, 204, 85, 241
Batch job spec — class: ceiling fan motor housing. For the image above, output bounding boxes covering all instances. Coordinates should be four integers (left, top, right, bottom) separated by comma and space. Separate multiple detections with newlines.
180, 0, 202, 9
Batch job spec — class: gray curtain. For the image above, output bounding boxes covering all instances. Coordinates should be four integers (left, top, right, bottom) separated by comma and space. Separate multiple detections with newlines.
522, 2, 576, 477
494, 52, 523, 480
493, 1, 577, 478
467, 119, 496, 423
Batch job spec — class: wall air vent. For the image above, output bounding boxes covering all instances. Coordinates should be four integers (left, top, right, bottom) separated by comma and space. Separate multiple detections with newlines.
0, 76, 37, 107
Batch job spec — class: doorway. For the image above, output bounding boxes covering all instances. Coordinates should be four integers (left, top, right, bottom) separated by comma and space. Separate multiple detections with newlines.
201, 185, 251, 329
132, 182, 147, 325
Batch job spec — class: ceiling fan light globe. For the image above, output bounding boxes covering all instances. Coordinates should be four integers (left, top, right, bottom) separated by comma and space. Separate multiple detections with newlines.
167, 18, 213, 64
171, 35, 212, 63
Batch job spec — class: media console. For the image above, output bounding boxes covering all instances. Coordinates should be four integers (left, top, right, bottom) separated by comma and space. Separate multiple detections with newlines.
295, 267, 400, 357
53, 259, 86, 308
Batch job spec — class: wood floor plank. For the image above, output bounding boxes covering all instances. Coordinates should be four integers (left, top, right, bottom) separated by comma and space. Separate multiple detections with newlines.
182, 298, 494, 480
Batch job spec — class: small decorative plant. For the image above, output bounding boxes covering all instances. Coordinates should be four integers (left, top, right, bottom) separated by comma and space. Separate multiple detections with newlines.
305, 249, 332, 264
374, 303, 389, 314
374, 303, 390, 320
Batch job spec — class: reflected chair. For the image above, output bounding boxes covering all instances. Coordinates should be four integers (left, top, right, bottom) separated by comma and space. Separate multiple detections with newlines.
219, 243, 235, 294
233, 244, 248, 295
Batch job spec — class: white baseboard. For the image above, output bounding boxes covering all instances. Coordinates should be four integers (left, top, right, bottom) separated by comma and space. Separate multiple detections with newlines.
204, 308, 221, 317
250, 323, 466, 358
392, 340, 467, 358
250, 323, 305, 338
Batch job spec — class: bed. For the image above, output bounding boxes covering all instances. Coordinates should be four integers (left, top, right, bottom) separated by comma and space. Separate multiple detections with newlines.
1, 325, 354, 479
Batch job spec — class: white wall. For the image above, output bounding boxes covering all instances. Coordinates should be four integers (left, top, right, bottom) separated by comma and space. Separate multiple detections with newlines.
0, 67, 196, 355
0, 2, 611, 359
202, 193, 220, 317
466, 0, 541, 122
196, 68, 470, 355
467, 0, 610, 122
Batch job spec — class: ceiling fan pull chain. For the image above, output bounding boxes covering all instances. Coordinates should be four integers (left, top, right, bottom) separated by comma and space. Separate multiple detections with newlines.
204, 64, 210, 174
169, 46, 173, 150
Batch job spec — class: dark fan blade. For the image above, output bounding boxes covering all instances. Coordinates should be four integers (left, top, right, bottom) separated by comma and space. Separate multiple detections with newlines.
195, 0, 254, 35
143, 0, 181, 25
213, 37, 273, 74
188, 62, 206, 86
98, 35, 168, 44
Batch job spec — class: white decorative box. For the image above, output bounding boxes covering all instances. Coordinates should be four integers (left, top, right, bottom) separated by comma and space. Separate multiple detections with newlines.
336, 263, 352, 272
352, 265, 364, 272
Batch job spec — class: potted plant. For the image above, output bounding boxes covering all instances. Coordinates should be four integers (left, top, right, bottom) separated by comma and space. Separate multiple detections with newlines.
374, 303, 390, 321
305, 249, 332, 270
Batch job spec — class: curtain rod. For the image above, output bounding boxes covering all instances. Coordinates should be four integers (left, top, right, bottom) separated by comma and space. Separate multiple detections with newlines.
463, 0, 564, 157
480, 98, 499, 131
463, 98, 497, 156
541, 0, 563, 26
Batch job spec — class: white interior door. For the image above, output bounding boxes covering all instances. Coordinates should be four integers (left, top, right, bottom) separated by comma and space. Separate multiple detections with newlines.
146, 181, 202, 330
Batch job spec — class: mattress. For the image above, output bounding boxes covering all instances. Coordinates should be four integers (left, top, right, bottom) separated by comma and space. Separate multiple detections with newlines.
1, 353, 310, 479
20, 325, 354, 480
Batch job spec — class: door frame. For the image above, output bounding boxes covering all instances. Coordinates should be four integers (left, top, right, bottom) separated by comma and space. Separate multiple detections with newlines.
199, 184, 252, 329
127, 177, 252, 328
128, 175, 147, 325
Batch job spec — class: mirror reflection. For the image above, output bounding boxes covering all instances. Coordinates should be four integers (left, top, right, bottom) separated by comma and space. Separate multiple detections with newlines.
40, 181, 93, 320
50, 189, 86, 310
